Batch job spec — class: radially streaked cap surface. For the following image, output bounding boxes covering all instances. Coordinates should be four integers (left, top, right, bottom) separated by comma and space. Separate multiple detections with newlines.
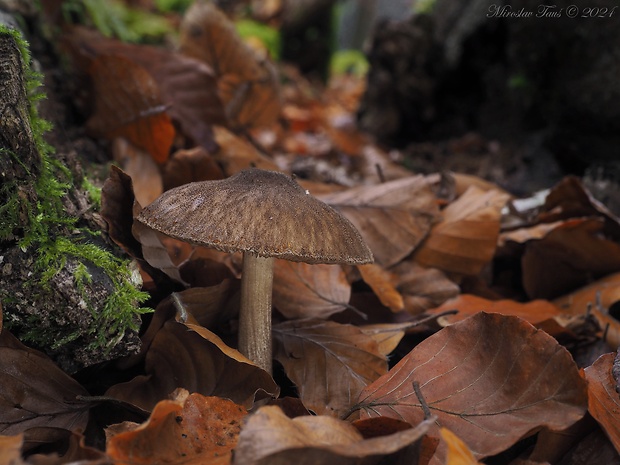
136, 168, 373, 264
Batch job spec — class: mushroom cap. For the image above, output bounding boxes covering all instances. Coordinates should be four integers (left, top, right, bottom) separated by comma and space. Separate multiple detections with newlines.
136, 169, 373, 264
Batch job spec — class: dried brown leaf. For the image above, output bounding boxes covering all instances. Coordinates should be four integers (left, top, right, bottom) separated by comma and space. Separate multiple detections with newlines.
440, 428, 483, 465
590, 309, 620, 349
272, 261, 351, 319
132, 220, 188, 285
540, 176, 620, 240
0, 331, 90, 437
212, 126, 279, 175
391, 261, 460, 315
319, 175, 439, 267
498, 220, 563, 246
65, 27, 225, 150
138, 51, 226, 150
428, 294, 562, 327
584, 353, 620, 455
522, 218, 620, 299
27, 430, 109, 465
358, 264, 404, 312
87, 54, 175, 164
358, 322, 420, 356
107, 392, 246, 465
273, 319, 387, 416
158, 281, 240, 331
101, 165, 143, 258
232, 405, 434, 465
415, 186, 510, 275
163, 147, 224, 191
554, 272, 620, 316
179, 2, 281, 129
0, 434, 25, 465
106, 309, 278, 411
357, 312, 588, 460
112, 138, 163, 207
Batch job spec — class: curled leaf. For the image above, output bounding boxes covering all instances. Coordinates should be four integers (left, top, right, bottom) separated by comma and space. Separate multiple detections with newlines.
0, 331, 90, 437
584, 353, 620, 455
319, 175, 439, 267
87, 54, 175, 164
415, 186, 510, 275
106, 310, 278, 411
107, 392, 246, 465
180, 2, 281, 129
232, 405, 434, 465
273, 319, 387, 417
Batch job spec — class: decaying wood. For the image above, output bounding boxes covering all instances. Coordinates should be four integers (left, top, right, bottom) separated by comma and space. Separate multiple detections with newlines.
0, 22, 40, 182
0, 19, 141, 372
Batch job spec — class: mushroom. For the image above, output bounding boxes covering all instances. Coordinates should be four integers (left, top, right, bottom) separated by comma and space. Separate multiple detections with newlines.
136, 168, 373, 373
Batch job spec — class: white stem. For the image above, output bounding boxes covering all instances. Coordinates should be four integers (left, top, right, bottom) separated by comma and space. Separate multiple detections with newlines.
239, 253, 274, 373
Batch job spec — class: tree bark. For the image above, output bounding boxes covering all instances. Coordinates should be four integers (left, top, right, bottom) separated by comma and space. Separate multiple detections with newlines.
0, 18, 142, 373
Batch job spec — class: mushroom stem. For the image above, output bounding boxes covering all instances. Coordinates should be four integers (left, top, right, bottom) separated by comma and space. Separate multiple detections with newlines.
239, 252, 274, 373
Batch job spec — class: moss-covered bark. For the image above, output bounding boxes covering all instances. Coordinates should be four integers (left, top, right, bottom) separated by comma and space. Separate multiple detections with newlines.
0, 21, 150, 372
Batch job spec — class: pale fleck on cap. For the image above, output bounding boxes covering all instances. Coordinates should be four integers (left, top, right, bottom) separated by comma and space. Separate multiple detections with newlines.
136, 168, 374, 264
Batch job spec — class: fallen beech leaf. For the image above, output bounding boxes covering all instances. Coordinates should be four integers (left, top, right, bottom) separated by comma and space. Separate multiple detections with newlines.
550, 427, 620, 465
87, 54, 175, 164
415, 186, 510, 275
106, 310, 278, 411
0, 331, 90, 436
590, 309, 620, 349
101, 165, 143, 258
212, 126, 279, 175
179, 247, 238, 287
522, 218, 620, 299
440, 428, 483, 465
133, 220, 188, 285
584, 353, 620, 455
273, 319, 387, 416
232, 405, 434, 465
0, 434, 24, 465
524, 417, 594, 465
358, 322, 423, 356
27, 430, 109, 464
157, 281, 240, 331
180, 2, 281, 129
391, 261, 460, 315
113, 138, 163, 207
554, 272, 620, 316
65, 27, 225, 151
357, 312, 588, 460
107, 392, 246, 465
272, 261, 351, 319
351, 416, 414, 441
451, 173, 507, 196
498, 220, 563, 246
319, 175, 439, 267
136, 51, 226, 150
358, 264, 404, 312
541, 176, 620, 240
163, 147, 224, 191
428, 294, 562, 327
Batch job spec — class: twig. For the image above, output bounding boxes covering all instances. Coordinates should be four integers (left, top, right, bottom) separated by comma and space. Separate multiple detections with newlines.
413, 381, 432, 420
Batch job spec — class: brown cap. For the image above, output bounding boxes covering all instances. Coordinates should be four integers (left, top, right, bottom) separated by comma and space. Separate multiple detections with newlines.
136, 169, 373, 264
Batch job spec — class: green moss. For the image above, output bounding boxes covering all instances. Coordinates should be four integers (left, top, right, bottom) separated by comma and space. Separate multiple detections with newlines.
0, 24, 152, 352
235, 19, 281, 60
330, 49, 369, 77
81, 176, 101, 209
63, 0, 173, 43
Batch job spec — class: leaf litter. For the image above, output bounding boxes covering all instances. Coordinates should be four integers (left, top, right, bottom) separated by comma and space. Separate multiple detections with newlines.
3, 1, 620, 464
